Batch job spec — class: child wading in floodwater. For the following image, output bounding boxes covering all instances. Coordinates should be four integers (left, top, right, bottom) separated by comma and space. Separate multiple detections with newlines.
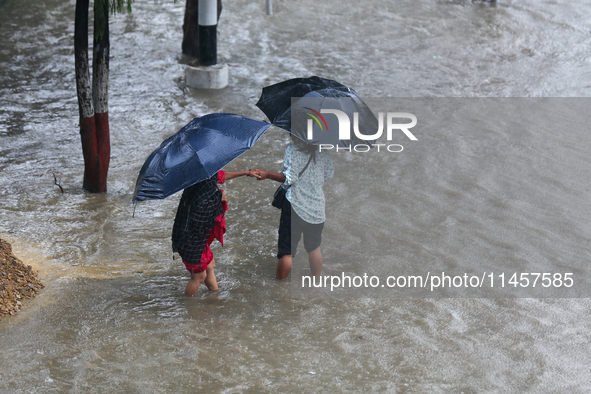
172, 170, 250, 296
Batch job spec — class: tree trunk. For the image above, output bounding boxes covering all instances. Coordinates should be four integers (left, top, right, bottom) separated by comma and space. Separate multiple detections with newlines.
92, 0, 110, 193
182, 0, 222, 59
75, 0, 99, 192
74, 0, 110, 193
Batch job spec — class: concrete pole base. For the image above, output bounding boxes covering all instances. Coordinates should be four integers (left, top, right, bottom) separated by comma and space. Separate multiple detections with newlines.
185, 62, 228, 89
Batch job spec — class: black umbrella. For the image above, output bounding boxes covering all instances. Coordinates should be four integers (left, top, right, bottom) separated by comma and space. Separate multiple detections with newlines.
255, 76, 356, 124
255, 77, 379, 147
133, 113, 271, 201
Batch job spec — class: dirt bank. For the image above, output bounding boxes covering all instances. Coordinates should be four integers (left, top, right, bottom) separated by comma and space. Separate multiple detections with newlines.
0, 238, 44, 318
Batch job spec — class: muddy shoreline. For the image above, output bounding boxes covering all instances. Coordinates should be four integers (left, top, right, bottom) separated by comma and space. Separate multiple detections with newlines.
0, 238, 43, 318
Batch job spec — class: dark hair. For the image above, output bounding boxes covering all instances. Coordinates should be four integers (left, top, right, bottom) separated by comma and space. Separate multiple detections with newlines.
291, 135, 317, 163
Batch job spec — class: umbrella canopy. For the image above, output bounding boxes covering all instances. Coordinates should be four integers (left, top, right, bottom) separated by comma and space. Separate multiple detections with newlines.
255, 77, 379, 147
133, 113, 271, 201
255, 76, 356, 124
277, 90, 380, 147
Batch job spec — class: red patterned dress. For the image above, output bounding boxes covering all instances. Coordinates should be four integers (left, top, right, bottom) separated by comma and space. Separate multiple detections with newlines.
172, 171, 227, 273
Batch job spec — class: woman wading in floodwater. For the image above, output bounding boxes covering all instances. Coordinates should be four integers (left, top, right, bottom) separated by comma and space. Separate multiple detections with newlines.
250, 137, 334, 279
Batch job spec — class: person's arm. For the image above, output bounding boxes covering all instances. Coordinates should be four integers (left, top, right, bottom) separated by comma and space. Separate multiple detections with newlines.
249, 169, 286, 183
224, 170, 250, 181
247, 144, 291, 184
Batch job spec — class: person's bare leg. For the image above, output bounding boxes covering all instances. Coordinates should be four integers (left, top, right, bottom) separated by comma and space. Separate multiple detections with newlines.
308, 247, 323, 276
185, 270, 207, 296
204, 259, 218, 291
276, 255, 292, 280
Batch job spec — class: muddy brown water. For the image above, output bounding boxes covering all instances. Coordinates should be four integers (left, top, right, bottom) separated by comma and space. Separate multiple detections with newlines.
1, 0, 591, 392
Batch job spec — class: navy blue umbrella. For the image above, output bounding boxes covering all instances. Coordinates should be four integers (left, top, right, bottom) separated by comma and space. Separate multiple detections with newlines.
133, 113, 271, 201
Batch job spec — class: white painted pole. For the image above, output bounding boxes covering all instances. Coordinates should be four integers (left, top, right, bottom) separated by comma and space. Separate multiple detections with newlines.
198, 0, 217, 26
198, 0, 217, 66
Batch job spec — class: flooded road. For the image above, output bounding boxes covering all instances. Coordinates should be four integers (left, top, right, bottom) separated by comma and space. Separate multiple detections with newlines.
1, 0, 591, 392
